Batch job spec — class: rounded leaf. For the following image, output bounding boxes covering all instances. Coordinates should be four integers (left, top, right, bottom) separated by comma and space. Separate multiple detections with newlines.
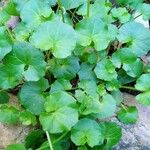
117, 106, 138, 124
4, 42, 46, 81
136, 92, 150, 106
71, 118, 103, 147
20, 0, 52, 28
30, 21, 76, 58
135, 73, 150, 91
19, 79, 49, 115
44, 91, 77, 112
0, 26, 12, 60
99, 122, 122, 148
94, 58, 117, 81
0, 105, 19, 124
118, 22, 150, 56
94, 94, 116, 119
5, 144, 26, 150
40, 107, 78, 133
0, 91, 10, 104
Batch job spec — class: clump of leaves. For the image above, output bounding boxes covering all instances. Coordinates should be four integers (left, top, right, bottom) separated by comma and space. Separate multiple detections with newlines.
0, 0, 150, 149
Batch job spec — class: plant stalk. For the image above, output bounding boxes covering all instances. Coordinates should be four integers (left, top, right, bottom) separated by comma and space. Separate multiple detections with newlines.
86, 0, 90, 18
57, 0, 65, 22
5, 26, 16, 43
121, 86, 139, 91
53, 131, 69, 144
46, 131, 54, 150
121, 103, 128, 112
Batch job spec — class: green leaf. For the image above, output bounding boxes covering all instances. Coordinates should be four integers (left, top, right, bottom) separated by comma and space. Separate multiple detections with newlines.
0, 26, 12, 60
94, 94, 116, 119
135, 73, 150, 91
0, 105, 19, 124
20, 0, 52, 28
30, 20, 76, 58
116, 0, 143, 9
4, 1, 19, 16
0, 9, 11, 26
0, 64, 23, 89
77, 146, 88, 150
77, 0, 111, 20
75, 16, 118, 51
40, 107, 78, 133
49, 56, 80, 80
77, 92, 101, 115
40, 91, 78, 133
94, 58, 117, 81
44, 91, 76, 112
106, 80, 121, 92
118, 106, 138, 124
118, 22, 150, 56
123, 59, 144, 78
50, 79, 72, 93
78, 63, 96, 81
78, 80, 98, 98
19, 111, 37, 126
12, 0, 29, 11
139, 3, 150, 20
19, 79, 49, 115
118, 69, 135, 85
111, 90, 123, 105
0, 91, 10, 104
111, 7, 131, 23
13, 23, 32, 42
4, 42, 46, 81
25, 130, 45, 149
61, 0, 85, 10
48, 0, 57, 6
71, 118, 103, 147
136, 92, 150, 106
5, 144, 26, 150
99, 122, 122, 148
112, 48, 137, 68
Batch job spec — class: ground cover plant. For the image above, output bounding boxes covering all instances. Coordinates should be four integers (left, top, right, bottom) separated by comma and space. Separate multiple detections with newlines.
0, 0, 150, 149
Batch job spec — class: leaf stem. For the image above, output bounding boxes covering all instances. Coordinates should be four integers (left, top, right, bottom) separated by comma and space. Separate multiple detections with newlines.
134, 14, 142, 20
46, 131, 54, 150
5, 26, 16, 43
57, 0, 65, 22
86, 0, 90, 18
121, 86, 139, 91
53, 131, 69, 144
121, 103, 128, 112
36, 132, 69, 150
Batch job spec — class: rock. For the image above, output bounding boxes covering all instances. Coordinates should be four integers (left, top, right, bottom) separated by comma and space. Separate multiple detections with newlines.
0, 124, 31, 150
114, 93, 150, 150
6, 16, 20, 29
0, 95, 31, 150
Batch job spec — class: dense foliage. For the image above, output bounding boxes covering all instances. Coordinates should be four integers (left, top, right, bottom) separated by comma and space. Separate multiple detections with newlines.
0, 0, 150, 149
